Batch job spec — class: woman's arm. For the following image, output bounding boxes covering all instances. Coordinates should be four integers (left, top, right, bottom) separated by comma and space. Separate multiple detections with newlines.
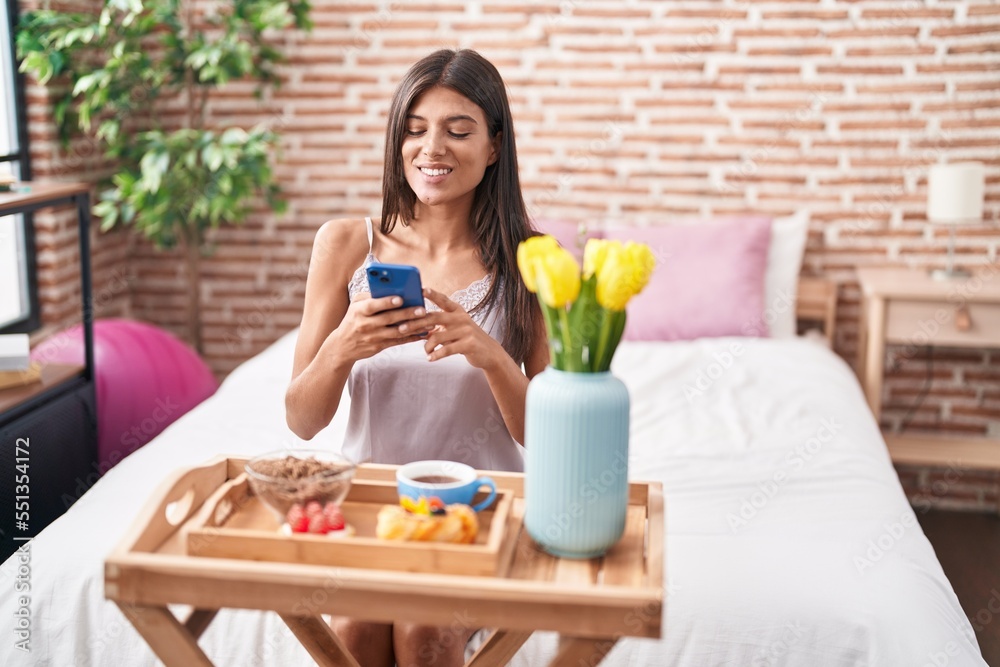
285, 220, 428, 440
480, 316, 548, 444
285, 220, 358, 440
418, 290, 549, 444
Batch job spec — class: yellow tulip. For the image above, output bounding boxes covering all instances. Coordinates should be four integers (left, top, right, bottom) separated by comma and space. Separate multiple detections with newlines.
534, 245, 581, 309
595, 241, 655, 311
583, 238, 617, 279
517, 235, 561, 293
624, 241, 656, 293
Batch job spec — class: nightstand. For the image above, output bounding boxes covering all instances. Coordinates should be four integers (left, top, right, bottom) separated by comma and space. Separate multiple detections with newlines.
856, 267, 1000, 469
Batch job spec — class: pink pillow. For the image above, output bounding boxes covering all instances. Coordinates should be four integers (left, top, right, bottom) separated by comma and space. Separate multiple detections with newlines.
532, 218, 603, 263
607, 217, 772, 341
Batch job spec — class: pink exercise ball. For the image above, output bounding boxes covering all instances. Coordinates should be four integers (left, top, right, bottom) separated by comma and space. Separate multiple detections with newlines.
31, 318, 219, 474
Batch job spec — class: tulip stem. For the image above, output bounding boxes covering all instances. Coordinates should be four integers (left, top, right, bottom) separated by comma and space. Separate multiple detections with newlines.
558, 308, 578, 371
540, 302, 561, 368
593, 308, 613, 372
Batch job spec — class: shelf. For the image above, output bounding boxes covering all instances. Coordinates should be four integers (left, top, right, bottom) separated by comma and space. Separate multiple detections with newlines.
0, 362, 85, 414
0, 182, 90, 213
885, 433, 1000, 470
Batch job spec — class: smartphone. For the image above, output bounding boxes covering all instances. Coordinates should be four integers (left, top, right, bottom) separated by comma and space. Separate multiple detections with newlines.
366, 262, 425, 309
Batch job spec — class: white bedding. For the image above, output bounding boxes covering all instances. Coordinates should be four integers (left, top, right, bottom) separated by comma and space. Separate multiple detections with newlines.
0, 331, 985, 666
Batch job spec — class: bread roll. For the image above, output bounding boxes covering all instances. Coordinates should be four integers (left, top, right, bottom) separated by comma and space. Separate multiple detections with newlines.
376, 504, 478, 544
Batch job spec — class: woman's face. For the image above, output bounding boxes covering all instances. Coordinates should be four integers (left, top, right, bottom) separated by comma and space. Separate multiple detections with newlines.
401, 85, 500, 210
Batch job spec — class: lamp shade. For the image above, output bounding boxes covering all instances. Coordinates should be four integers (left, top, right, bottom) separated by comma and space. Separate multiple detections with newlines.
927, 162, 985, 224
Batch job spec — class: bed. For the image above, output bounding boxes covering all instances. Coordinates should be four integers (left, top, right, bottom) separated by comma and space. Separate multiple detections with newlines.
0, 326, 986, 666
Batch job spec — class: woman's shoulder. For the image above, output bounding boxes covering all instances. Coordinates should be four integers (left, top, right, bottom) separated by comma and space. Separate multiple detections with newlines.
311, 217, 379, 272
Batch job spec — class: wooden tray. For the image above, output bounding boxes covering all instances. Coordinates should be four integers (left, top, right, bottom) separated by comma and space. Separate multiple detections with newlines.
184, 472, 515, 576
106, 455, 663, 667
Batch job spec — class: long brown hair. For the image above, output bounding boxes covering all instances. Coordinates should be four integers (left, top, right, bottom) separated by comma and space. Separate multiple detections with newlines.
381, 49, 538, 365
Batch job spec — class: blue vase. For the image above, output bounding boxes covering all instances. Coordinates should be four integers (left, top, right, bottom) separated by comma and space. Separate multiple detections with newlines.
524, 367, 630, 559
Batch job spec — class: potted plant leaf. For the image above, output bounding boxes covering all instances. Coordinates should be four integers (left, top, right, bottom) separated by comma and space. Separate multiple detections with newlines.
17, 0, 312, 353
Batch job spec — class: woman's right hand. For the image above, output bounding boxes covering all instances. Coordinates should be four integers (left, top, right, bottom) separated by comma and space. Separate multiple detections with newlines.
326, 296, 431, 364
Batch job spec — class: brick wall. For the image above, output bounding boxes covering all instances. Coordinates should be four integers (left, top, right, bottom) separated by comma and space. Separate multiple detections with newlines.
21, 0, 1000, 509
20, 0, 133, 339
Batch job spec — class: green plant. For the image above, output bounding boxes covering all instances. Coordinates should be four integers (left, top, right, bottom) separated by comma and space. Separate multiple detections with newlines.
17, 0, 311, 352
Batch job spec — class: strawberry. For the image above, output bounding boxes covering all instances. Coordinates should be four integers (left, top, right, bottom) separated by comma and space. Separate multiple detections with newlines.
324, 502, 345, 531
286, 503, 309, 533
304, 500, 323, 517
308, 513, 329, 534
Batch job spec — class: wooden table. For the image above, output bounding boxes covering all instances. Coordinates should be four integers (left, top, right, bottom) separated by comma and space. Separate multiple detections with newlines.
105, 456, 664, 666
856, 267, 1000, 469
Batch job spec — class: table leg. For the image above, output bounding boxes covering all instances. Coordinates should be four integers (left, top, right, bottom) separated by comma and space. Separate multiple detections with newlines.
466, 629, 533, 666
548, 635, 618, 666
856, 292, 868, 379
863, 296, 886, 420
115, 603, 214, 667
278, 613, 360, 667
181, 608, 219, 640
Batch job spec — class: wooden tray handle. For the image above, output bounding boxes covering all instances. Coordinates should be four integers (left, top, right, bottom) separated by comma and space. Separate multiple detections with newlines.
114, 455, 232, 554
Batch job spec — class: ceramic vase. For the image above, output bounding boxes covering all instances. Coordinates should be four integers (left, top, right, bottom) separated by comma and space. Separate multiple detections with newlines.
524, 367, 630, 559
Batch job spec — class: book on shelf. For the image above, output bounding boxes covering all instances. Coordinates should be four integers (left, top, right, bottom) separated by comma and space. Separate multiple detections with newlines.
0, 362, 42, 391
0, 333, 31, 371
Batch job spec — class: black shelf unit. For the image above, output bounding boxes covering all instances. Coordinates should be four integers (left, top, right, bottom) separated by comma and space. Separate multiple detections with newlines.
1, 182, 97, 562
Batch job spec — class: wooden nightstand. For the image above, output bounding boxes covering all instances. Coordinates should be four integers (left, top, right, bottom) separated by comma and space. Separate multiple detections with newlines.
856, 267, 1000, 469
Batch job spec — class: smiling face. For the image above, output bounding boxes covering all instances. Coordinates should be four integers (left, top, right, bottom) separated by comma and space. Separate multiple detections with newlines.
401, 85, 500, 211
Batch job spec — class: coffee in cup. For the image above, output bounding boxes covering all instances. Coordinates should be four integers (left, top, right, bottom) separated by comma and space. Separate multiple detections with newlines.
396, 460, 497, 512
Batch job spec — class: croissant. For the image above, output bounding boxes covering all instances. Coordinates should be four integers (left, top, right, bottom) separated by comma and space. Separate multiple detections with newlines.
376, 504, 478, 544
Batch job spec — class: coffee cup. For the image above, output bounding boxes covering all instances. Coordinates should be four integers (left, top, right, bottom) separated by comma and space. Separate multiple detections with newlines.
396, 460, 497, 512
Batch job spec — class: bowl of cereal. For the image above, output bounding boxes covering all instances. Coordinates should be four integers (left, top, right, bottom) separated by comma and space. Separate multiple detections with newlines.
245, 449, 356, 532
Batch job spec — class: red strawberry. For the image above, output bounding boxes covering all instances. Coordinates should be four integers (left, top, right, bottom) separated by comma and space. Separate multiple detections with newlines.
323, 502, 345, 531
308, 513, 329, 534
305, 500, 323, 517
286, 503, 309, 533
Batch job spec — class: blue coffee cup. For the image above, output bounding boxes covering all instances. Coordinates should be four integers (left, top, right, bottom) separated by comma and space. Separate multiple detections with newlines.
396, 460, 497, 512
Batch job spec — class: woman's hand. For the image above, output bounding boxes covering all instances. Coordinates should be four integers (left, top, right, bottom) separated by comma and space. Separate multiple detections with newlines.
327, 295, 431, 363
406, 288, 506, 370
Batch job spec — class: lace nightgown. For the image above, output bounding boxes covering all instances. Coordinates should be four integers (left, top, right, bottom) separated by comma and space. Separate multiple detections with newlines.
340, 217, 524, 472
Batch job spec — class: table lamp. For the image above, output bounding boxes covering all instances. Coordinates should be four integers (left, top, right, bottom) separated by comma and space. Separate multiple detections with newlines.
927, 161, 985, 281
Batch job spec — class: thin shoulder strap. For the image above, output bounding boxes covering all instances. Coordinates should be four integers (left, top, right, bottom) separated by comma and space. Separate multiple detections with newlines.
364, 216, 374, 254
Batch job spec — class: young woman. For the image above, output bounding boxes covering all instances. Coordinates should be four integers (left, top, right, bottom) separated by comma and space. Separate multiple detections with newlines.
285, 49, 547, 666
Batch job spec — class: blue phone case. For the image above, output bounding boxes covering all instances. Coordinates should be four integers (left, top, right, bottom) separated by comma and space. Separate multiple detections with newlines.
366, 262, 424, 308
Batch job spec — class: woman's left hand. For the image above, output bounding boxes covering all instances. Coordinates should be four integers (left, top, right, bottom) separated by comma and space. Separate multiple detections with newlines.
402, 287, 504, 370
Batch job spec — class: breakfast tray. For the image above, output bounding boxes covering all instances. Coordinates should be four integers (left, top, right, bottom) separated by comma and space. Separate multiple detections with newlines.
187, 474, 514, 576
105, 455, 664, 667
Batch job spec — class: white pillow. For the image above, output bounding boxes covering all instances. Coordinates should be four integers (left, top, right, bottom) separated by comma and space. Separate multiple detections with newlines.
763, 211, 809, 338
